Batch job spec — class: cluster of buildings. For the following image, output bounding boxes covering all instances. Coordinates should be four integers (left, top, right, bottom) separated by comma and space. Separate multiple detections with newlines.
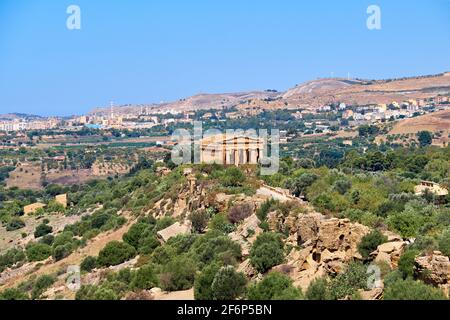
0, 118, 59, 132
337, 97, 450, 126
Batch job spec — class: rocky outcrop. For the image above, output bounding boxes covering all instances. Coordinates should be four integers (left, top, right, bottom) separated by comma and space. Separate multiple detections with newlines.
229, 214, 263, 257
269, 212, 370, 290
157, 221, 192, 243
415, 251, 450, 295
371, 240, 408, 269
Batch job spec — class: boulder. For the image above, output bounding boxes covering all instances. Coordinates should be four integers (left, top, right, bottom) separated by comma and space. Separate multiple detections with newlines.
415, 252, 450, 295
228, 214, 262, 257
371, 240, 407, 268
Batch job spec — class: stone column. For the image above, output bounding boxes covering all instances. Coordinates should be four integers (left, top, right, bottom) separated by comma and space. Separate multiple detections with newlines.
250, 149, 258, 164
225, 149, 231, 165
234, 149, 239, 166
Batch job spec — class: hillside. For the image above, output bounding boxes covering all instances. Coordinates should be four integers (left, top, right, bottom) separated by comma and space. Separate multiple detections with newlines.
88, 72, 450, 115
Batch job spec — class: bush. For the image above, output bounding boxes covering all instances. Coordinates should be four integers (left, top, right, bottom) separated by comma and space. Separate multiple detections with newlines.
438, 229, 450, 256
123, 222, 151, 249
151, 245, 176, 265
155, 216, 175, 231
387, 211, 425, 238
247, 272, 302, 300
289, 173, 318, 198
398, 249, 420, 278
137, 235, 160, 255
228, 203, 253, 224
334, 179, 352, 195
0, 288, 29, 300
189, 210, 210, 233
305, 277, 329, 300
256, 199, 277, 221
328, 262, 368, 300
80, 256, 97, 272
26, 243, 52, 262
159, 255, 196, 291
39, 234, 55, 246
211, 266, 247, 300
34, 224, 53, 238
190, 231, 242, 267
6, 218, 25, 231
53, 243, 73, 261
209, 213, 235, 234
221, 167, 245, 187
97, 241, 137, 267
383, 270, 403, 288
384, 279, 446, 300
93, 287, 119, 300
0, 248, 26, 272
250, 233, 284, 273
194, 262, 222, 300
131, 265, 158, 290
358, 230, 388, 259
31, 275, 55, 299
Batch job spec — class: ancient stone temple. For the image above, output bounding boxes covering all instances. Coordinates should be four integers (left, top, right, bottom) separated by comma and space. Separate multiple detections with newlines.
200, 133, 264, 166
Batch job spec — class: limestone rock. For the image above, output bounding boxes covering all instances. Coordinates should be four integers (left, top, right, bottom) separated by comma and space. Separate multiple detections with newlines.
228, 214, 262, 257
358, 288, 383, 300
415, 252, 450, 295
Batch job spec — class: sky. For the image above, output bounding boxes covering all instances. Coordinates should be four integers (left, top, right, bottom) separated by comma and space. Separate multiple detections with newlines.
0, 0, 449, 116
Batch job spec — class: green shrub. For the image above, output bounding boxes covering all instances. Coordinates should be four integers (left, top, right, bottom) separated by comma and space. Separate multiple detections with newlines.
130, 265, 158, 290
190, 231, 242, 267
358, 230, 387, 259
384, 279, 446, 300
137, 235, 160, 255
53, 243, 73, 261
220, 167, 245, 187
189, 210, 210, 233
0, 248, 26, 272
6, 218, 25, 231
250, 233, 284, 273
247, 272, 302, 300
159, 255, 196, 291
209, 213, 235, 234
123, 222, 151, 248
39, 234, 55, 246
0, 288, 29, 300
194, 262, 222, 300
438, 229, 450, 256
155, 216, 175, 232
52, 231, 75, 249
80, 256, 97, 272
211, 266, 247, 300
328, 262, 368, 300
305, 277, 329, 300
26, 243, 52, 262
383, 270, 403, 288
92, 287, 119, 300
398, 249, 420, 278
34, 223, 53, 238
31, 275, 55, 299
97, 241, 137, 267
256, 199, 277, 221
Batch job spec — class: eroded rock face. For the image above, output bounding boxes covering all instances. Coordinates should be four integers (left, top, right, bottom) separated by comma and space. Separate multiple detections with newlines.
371, 240, 407, 269
229, 214, 263, 257
415, 251, 450, 295
268, 212, 370, 290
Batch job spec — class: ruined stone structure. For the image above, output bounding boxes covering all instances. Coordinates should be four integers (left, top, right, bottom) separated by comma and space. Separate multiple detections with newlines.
200, 133, 264, 166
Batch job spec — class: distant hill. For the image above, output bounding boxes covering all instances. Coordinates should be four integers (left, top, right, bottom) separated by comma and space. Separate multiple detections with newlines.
0, 113, 43, 120
88, 72, 450, 115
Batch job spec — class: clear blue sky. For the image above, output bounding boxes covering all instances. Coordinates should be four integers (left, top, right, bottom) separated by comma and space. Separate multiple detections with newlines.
0, 0, 449, 116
